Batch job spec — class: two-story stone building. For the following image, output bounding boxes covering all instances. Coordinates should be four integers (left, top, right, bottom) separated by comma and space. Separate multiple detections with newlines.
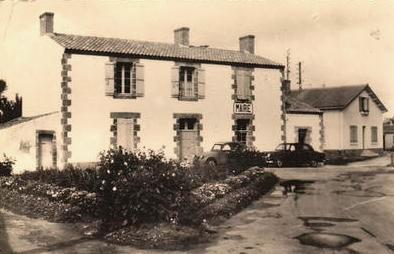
0, 12, 285, 172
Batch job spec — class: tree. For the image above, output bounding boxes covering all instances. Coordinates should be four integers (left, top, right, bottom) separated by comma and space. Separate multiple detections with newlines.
0, 80, 7, 95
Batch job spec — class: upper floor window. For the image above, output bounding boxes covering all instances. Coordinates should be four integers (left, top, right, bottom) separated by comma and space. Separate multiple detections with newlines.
179, 66, 196, 99
115, 62, 135, 95
171, 64, 205, 101
359, 97, 369, 115
350, 125, 358, 143
234, 68, 253, 102
105, 59, 144, 98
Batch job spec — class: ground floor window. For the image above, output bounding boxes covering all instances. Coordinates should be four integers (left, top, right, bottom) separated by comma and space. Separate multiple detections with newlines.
350, 125, 358, 144
371, 126, 378, 143
36, 130, 57, 169
110, 112, 141, 151
232, 116, 254, 147
173, 113, 203, 160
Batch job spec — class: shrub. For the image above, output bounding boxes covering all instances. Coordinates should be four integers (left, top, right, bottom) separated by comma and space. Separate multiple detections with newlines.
227, 149, 267, 174
0, 154, 15, 176
95, 148, 195, 226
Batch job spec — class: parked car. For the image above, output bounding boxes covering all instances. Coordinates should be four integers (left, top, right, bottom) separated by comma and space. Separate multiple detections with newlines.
265, 143, 325, 167
198, 141, 246, 167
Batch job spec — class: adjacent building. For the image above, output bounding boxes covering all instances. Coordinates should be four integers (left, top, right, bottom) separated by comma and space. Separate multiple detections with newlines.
0, 12, 286, 172
384, 118, 394, 151
291, 84, 387, 158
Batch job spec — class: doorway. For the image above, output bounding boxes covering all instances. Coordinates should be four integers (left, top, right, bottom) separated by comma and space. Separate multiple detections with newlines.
178, 117, 199, 160
37, 132, 56, 169
298, 128, 308, 144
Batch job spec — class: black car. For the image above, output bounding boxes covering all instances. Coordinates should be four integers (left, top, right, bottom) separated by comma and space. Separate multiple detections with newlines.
198, 142, 246, 167
265, 143, 325, 167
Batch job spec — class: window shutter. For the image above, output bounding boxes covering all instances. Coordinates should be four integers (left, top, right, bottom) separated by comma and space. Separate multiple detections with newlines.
135, 63, 144, 97
244, 70, 252, 100
105, 62, 115, 96
171, 66, 180, 98
366, 98, 369, 112
236, 69, 246, 100
359, 98, 362, 112
197, 67, 205, 99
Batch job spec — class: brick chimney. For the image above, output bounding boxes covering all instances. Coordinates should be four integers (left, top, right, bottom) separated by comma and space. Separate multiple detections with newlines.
239, 35, 255, 54
39, 12, 54, 36
174, 27, 190, 46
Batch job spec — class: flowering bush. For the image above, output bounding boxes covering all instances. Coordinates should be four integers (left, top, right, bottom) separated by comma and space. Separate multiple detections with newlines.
0, 154, 15, 176
95, 148, 195, 226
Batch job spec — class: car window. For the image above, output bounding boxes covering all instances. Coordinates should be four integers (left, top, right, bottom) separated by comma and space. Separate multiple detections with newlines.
290, 145, 296, 151
303, 144, 312, 151
275, 144, 286, 151
222, 144, 231, 151
212, 144, 222, 151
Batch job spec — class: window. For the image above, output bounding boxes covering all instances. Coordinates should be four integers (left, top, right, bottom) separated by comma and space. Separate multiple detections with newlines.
116, 118, 134, 151
179, 117, 197, 130
371, 126, 378, 143
110, 112, 141, 150
359, 97, 369, 114
235, 68, 252, 101
105, 60, 144, 98
350, 125, 358, 143
235, 119, 250, 145
115, 62, 135, 95
171, 65, 205, 100
179, 66, 196, 99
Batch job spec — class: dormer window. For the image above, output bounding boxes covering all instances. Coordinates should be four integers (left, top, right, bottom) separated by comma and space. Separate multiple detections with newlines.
359, 97, 369, 115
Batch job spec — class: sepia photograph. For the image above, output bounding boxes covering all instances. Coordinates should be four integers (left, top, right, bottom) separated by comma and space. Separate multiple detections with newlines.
0, 0, 394, 253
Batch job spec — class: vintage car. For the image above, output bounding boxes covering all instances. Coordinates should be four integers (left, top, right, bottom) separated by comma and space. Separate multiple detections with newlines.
198, 142, 246, 167
265, 143, 325, 167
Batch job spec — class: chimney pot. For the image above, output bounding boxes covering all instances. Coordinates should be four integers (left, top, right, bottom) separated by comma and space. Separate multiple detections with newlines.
39, 12, 54, 36
174, 27, 190, 46
239, 35, 255, 54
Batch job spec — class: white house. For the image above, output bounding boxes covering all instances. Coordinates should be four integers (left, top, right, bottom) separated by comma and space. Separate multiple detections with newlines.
0, 12, 286, 172
291, 84, 387, 158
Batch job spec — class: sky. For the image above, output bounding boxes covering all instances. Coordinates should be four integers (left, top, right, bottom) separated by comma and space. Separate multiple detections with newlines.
0, 0, 393, 117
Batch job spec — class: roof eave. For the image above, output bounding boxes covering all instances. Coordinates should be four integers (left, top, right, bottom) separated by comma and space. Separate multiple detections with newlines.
63, 48, 285, 70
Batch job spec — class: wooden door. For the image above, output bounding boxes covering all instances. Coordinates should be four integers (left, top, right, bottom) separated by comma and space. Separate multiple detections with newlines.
39, 134, 54, 168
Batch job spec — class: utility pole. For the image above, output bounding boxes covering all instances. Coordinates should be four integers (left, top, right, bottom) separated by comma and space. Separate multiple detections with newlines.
297, 61, 303, 91
286, 49, 291, 80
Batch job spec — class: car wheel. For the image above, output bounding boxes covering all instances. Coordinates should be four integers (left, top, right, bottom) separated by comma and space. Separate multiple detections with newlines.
276, 160, 283, 168
310, 160, 318, 167
206, 159, 217, 168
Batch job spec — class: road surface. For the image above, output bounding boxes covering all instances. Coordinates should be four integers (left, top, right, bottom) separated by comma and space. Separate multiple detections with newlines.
1, 155, 393, 253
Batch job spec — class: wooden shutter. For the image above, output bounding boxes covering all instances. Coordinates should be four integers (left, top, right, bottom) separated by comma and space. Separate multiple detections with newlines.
135, 63, 144, 97
236, 69, 246, 100
171, 66, 180, 98
244, 70, 252, 100
197, 67, 205, 99
105, 62, 115, 96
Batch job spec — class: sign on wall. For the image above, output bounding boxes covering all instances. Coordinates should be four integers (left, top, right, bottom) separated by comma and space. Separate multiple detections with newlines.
234, 102, 253, 114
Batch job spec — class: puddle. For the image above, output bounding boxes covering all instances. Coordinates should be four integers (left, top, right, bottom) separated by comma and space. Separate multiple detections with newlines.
298, 216, 358, 223
222, 234, 244, 241
280, 180, 315, 195
296, 232, 361, 249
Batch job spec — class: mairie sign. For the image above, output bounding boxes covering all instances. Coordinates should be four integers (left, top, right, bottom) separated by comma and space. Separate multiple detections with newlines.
233, 102, 253, 114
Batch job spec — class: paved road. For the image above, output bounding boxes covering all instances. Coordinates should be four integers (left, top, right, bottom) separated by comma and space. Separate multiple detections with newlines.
1, 155, 394, 253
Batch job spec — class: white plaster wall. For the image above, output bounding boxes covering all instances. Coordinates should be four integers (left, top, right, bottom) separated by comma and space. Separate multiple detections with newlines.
0, 113, 62, 173
254, 69, 282, 151
1, 35, 64, 116
286, 113, 322, 151
68, 55, 282, 163
322, 111, 343, 150
385, 134, 394, 150
342, 90, 384, 150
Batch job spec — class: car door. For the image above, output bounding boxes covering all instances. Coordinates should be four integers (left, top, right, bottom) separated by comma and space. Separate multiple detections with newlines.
218, 144, 232, 164
287, 144, 298, 165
